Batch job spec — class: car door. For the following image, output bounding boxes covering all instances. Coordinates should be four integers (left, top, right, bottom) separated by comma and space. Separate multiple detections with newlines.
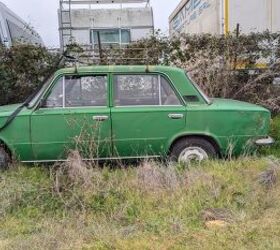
111, 73, 186, 158
31, 74, 112, 161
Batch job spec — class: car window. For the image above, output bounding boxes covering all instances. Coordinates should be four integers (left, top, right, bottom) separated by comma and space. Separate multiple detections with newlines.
43, 75, 107, 108
114, 74, 181, 106
161, 77, 181, 106
65, 76, 107, 107
44, 77, 63, 108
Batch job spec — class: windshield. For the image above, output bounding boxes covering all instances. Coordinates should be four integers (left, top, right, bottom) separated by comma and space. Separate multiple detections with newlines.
27, 75, 54, 108
186, 73, 212, 104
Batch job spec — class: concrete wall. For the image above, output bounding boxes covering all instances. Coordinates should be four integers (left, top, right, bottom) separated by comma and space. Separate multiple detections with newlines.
169, 0, 220, 36
272, 0, 280, 32
229, 0, 280, 33
169, 0, 280, 36
59, 7, 154, 47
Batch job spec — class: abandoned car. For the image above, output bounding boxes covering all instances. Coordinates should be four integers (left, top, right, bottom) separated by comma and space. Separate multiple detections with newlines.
0, 65, 274, 168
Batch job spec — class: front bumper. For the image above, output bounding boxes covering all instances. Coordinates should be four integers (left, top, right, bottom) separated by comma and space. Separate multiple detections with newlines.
255, 136, 275, 146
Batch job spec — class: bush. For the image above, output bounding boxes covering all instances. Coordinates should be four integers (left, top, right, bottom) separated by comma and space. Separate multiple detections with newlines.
0, 44, 60, 105
93, 31, 280, 113
1, 32, 280, 114
170, 32, 280, 114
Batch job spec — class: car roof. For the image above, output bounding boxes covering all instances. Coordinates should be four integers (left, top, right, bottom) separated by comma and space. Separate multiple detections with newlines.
55, 65, 185, 76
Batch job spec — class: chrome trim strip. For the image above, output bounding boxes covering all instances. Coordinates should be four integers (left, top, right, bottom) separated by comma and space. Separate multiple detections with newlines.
255, 136, 274, 146
114, 105, 184, 108
158, 74, 162, 106
62, 76, 65, 108
21, 155, 161, 163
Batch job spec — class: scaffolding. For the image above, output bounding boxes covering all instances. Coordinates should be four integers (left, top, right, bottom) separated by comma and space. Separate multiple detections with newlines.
59, 0, 150, 51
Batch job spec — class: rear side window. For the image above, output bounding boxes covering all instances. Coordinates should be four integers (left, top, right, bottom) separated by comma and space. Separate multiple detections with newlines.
114, 74, 181, 106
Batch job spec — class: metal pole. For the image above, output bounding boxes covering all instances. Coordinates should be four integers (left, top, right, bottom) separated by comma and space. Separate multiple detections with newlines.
224, 0, 229, 35
120, 0, 123, 48
270, 0, 273, 32
97, 31, 103, 64
233, 23, 240, 70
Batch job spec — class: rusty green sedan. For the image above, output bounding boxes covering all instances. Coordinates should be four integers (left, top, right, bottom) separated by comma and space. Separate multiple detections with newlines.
0, 66, 274, 168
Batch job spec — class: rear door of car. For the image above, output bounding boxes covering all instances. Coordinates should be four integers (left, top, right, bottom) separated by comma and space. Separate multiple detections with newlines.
30, 73, 112, 161
110, 73, 186, 158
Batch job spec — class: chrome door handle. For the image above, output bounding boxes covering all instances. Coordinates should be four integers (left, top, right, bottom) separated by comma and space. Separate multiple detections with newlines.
168, 114, 184, 119
92, 115, 109, 121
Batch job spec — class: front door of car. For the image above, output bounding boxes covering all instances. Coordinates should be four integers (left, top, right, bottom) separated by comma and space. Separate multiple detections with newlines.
111, 74, 186, 158
30, 74, 112, 161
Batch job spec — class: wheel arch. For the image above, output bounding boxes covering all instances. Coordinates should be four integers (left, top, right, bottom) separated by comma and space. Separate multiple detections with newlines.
0, 137, 13, 158
168, 133, 222, 157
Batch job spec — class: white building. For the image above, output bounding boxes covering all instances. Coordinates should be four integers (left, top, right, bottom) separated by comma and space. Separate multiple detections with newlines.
0, 2, 43, 47
58, 0, 154, 50
169, 0, 280, 36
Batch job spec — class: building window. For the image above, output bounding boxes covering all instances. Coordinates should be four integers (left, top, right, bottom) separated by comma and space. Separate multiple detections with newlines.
90, 29, 130, 46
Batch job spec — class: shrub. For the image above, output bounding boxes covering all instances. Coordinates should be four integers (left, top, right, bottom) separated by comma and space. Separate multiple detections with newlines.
92, 31, 280, 113
0, 44, 60, 105
1, 32, 280, 113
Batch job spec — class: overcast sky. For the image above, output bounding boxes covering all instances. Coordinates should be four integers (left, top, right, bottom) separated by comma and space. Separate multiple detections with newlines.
1, 0, 181, 47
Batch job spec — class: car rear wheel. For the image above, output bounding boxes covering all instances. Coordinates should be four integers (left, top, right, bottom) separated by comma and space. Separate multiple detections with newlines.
0, 147, 11, 170
170, 137, 217, 164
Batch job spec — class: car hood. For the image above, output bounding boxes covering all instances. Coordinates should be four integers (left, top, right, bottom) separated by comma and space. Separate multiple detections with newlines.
210, 98, 269, 112
0, 103, 22, 117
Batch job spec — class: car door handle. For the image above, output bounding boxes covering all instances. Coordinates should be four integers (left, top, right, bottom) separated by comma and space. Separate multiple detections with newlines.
92, 115, 109, 122
168, 114, 184, 119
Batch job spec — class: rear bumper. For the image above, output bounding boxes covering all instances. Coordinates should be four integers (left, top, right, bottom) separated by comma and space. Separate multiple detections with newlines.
255, 136, 274, 146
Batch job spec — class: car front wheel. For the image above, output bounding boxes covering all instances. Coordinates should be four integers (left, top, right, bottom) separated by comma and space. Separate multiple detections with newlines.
0, 147, 11, 170
170, 137, 217, 164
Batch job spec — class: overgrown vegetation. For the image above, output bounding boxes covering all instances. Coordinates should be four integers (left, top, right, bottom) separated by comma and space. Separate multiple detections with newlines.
1, 32, 280, 112
262, 116, 280, 157
76, 31, 280, 113
0, 44, 59, 105
1, 157, 280, 249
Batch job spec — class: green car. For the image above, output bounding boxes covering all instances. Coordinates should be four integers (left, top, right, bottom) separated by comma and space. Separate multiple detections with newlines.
0, 65, 274, 168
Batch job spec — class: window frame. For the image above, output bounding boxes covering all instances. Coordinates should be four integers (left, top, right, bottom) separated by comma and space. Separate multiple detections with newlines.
40, 74, 109, 109
112, 73, 185, 108
185, 73, 212, 105
90, 28, 131, 46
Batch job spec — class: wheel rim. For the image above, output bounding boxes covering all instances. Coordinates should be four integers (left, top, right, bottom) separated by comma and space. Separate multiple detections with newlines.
178, 147, 209, 164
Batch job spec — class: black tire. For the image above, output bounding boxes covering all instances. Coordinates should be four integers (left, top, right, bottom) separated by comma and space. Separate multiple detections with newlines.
170, 137, 218, 163
0, 147, 11, 170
